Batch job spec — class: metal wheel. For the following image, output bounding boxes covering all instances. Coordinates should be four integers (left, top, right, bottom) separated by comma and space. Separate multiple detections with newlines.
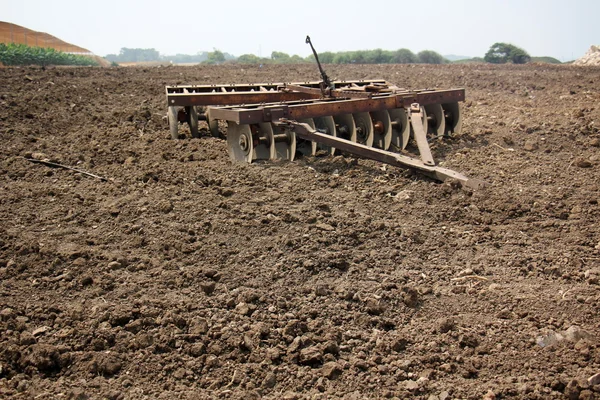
314, 115, 336, 156
205, 109, 221, 137
187, 106, 199, 138
297, 118, 317, 156
227, 122, 253, 163
370, 110, 392, 150
389, 108, 410, 150
333, 114, 356, 143
253, 123, 276, 160
424, 104, 446, 138
353, 112, 374, 147
167, 106, 179, 139
441, 102, 462, 135
272, 123, 297, 161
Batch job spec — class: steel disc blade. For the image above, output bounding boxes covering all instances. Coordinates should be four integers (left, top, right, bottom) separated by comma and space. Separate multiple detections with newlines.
272, 124, 296, 161
442, 102, 462, 135
297, 118, 317, 156
205, 109, 220, 137
167, 106, 179, 139
424, 104, 446, 138
187, 106, 199, 138
409, 106, 428, 142
389, 108, 410, 149
353, 112, 374, 147
254, 123, 275, 160
314, 115, 336, 156
227, 122, 253, 163
333, 114, 356, 143
370, 110, 392, 150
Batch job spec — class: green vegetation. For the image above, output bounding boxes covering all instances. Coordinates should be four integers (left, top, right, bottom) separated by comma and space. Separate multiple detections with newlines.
0, 43, 98, 66
233, 48, 447, 65
484, 42, 531, 64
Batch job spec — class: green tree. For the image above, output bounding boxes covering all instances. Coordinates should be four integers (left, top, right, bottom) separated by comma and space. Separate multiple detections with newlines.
484, 42, 530, 64
417, 50, 445, 64
205, 49, 225, 64
391, 48, 417, 64
271, 51, 290, 63
237, 53, 261, 64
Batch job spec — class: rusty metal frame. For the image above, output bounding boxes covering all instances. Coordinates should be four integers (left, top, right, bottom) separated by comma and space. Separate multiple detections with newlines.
166, 79, 389, 107
206, 89, 465, 124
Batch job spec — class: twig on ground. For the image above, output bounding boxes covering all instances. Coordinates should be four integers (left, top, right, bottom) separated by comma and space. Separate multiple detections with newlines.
24, 157, 108, 181
451, 275, 490, 282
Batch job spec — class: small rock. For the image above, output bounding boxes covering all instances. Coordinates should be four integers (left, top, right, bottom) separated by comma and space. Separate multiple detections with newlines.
458, 333, 479, 348
157, 200, 173, 213
401, 286, 420, 307
200, 281, 216, 295
365, 298, 385, 315
588, 373, 600, 386
483, 390, 496, 400
108, 261, 122, 270
315, 223, 335, 231
524, 140, 538, 151
563, 325, 592, 342
405, 380, 419, 391
315, 285, 328, 296
235, 302, 255, 316
438, 391, 450, 400
591, 138, 600, 147
575, 158, 592, 168
437, 318, 456, 333
80, 276, 93, 286
536, 331, 564, 348
299, 346, 323, 365
262, 372, 277, 388
322, 361, 342, 379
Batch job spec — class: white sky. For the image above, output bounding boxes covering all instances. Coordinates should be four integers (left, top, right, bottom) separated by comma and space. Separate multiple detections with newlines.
2, 0, 598, 61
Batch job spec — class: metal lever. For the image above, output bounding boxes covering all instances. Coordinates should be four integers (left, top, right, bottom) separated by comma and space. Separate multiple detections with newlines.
305, 35, 334, 96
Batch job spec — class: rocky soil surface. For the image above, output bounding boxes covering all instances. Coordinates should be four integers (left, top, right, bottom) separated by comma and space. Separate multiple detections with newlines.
1, 63, 600, 399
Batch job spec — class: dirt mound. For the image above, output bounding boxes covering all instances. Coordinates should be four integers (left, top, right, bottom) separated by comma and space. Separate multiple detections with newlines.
0, 21, 92, 54
574, 45, 600, 66
0, 64, 599, 399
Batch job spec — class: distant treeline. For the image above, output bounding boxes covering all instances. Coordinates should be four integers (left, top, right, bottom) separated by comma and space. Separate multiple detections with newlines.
104, 47, 448, 65
105, 48, 235, 64
104, 45, 563, 65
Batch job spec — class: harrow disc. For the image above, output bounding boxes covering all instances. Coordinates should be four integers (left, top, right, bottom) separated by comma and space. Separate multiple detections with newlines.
272, 123, 297, 161
333, 114, 357, 143
353, 112, 374, 147
205, 109, 221, 137
297, 118, 317, 156
370, 110, 392, 150
227, 122, 253, 163
187, 106, 200, 138
167, 106, 179, 139
253, 123, 276, 160
442, 102, 462, 135
314, 115, 336, 156
388, 108, 410, 150
424, 104, 446, 138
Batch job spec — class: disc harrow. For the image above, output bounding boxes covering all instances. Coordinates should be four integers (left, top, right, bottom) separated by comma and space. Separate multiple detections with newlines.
164, 37, 484, 189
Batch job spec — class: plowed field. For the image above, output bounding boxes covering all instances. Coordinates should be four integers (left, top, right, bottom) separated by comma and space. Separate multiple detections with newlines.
1, 63, 599, 399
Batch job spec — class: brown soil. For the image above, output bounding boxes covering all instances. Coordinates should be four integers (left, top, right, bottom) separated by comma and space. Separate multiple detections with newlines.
0, 21, 92, 54
1, 63, 600, 400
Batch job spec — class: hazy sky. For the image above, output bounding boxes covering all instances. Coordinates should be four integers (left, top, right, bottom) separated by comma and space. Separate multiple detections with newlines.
3, 0, 598, 61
